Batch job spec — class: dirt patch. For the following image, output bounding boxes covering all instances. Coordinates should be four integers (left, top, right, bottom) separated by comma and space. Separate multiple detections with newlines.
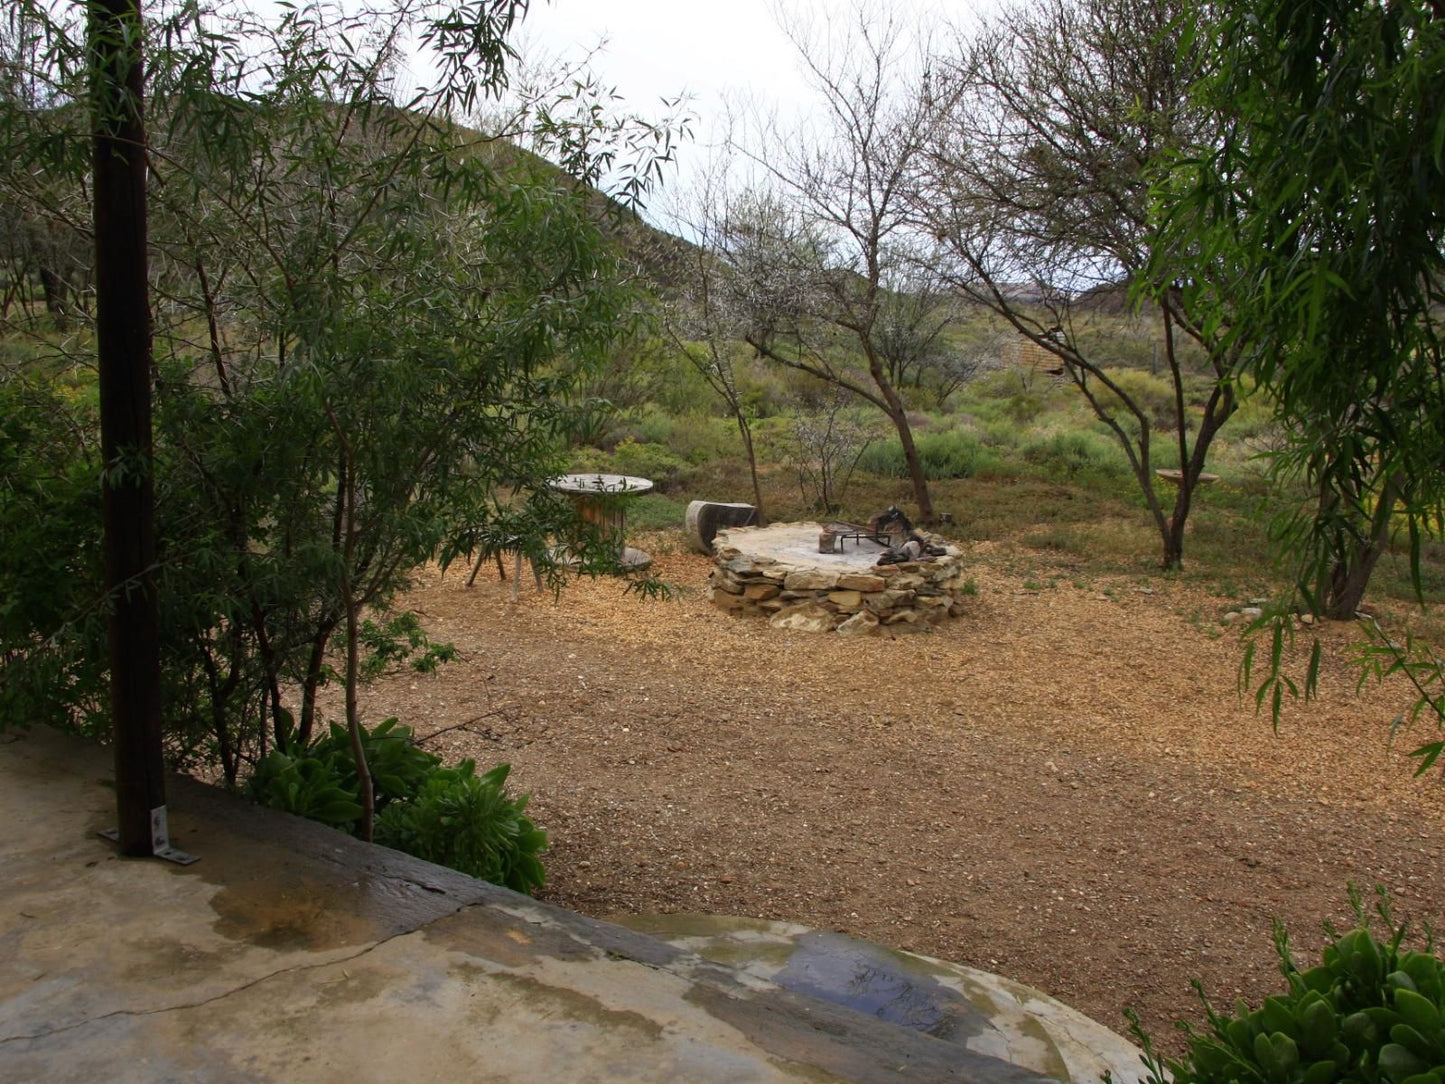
346, 539, 1445, 1052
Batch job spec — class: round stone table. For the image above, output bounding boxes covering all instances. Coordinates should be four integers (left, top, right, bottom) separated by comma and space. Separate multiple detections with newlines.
549, 473, 654, 571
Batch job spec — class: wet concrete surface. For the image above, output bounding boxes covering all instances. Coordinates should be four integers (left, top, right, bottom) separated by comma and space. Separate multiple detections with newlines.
612, 917, 1147, 1083
0, 728, 1140, 1082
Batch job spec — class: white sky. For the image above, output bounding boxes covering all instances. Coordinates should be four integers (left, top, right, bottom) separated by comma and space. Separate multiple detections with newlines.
510, 0, 989, 228
515, 1, 814, 121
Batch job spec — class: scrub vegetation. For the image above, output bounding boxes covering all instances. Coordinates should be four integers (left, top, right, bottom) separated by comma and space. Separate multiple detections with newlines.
1, 0, 1441, 1059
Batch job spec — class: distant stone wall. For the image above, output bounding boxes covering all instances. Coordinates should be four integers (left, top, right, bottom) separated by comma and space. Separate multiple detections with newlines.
709, 528, 969, 635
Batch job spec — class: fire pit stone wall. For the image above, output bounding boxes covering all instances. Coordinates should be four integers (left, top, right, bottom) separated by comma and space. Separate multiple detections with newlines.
709, 524, 969, 634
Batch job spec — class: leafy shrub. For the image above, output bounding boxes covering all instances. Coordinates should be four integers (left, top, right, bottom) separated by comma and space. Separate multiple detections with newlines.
1097, 368, 1181, 432
1020, 430, 1129, 479
247, 749, 365, 831
978, 417, 1024, 450
1006, 390, 1050, 423
669, 414, 743, 466
249, 719, 546, 893
307, 717, 441, 811
971, 368, 1029, 400
1132, 892, 1445, 1084
357, 611, 457, 680
736, 357, 794, 417
0, 377, 108, 739
858, 430, 996, 480
376, 760, 547, 894
625, 403, 677, 447
612, 438, 690, 484
570, 438, 690, 487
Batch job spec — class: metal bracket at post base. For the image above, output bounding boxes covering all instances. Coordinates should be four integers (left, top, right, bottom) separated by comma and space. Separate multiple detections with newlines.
99, 805, 198, 865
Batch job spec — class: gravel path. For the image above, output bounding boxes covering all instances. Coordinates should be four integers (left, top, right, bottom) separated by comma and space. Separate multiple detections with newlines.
350, 540, 1445, 1052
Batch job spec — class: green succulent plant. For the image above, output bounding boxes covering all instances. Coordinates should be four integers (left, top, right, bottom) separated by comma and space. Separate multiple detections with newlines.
1130, 889, 1444, 1084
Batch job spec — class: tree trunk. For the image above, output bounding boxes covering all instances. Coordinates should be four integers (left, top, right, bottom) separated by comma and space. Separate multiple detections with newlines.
864, 339, 934, 522
343, 585, 372, 840
38, 264, 71, 327
1159, 302, 1188, 572
736, 414, 767, 527
1161, 512, 1184, 571
91, 0, 165, 856
331, 423, 374, 841
892, 409, 934, 523
1319, 475, 1399, 620
297, 617, 337, 748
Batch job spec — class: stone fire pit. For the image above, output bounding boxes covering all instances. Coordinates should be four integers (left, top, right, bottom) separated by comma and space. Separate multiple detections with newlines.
709, 522, 968, 634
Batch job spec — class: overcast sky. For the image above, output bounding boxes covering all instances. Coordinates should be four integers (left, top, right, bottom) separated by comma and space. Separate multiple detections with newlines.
510, 0, 987, 228
515, 1, 814, 122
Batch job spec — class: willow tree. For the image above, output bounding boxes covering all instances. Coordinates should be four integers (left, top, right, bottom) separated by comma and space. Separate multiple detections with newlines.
1151, 0, 1445, 618
1, 0, 677, 841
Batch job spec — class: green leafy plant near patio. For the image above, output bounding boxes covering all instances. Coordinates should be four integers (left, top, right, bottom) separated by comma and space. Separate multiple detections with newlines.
376, 761, 548, 895
249, 719, 546, 894
1130, 891, 1445, 1084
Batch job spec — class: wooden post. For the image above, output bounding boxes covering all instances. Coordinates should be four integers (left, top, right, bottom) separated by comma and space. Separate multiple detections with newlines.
92, 0, 166, 856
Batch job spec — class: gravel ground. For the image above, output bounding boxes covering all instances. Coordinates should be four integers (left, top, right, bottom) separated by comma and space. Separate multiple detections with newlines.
346, 537, 1445, 1053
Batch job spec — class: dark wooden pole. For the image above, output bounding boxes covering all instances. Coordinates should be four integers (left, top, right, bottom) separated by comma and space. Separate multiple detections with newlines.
91, 0, 165, 855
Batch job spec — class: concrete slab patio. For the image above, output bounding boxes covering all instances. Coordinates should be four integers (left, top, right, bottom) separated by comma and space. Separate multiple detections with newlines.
0, 728, 1143, 1083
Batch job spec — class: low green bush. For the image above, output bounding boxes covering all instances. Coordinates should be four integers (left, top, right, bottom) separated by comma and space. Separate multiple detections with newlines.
978, 417, 1024, 450
307, 717, 440, 811
1019, 430, 1130, 479
571, 439, 691, 488
970, 368, 1029, 401
1006, 390, 1050, 424
376, 760, 547, 894
857, 430, 996, 480
665, 413, 741, 466
248, 718, 546, 893
630, 404, 677, 446
1131, 893, 1445, 1084
1097, 367, 1182, 432
247, 749, 364, 831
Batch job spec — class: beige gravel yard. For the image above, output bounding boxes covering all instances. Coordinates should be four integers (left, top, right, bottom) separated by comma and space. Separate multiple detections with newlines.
347, 536, 1445, 1052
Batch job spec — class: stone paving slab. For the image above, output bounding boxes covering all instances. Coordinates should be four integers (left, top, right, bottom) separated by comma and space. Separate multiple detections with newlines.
0, 728, 1055, 1084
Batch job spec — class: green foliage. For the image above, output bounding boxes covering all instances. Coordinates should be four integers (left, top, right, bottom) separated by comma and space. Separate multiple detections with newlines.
735, 359, 796, 418
857, 430, 995, 481
1020, 431, 1130, 480
249, 719, 546, 893
0, 0, 669, 782
1132, 891, 1445, 1084
358, 612, 458, 681
307, 718, 441, 812
247, 750, 365, 832
627, 493, 688, 531
610, 439, 691, 486
0, 376, 107, 737
1153, 0, 1445, 612
376, 760, 547, 894
1354, 624, 1445, 779
570, 439, 691, 488
1096, 369, 1182, 433
976, 417, 1026, 451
